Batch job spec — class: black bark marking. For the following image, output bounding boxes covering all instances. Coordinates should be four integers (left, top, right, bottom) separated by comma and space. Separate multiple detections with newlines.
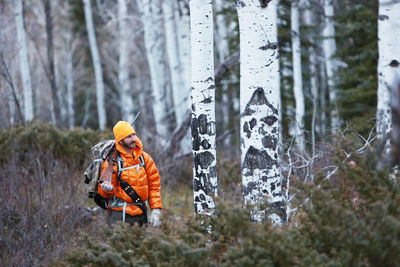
208, 166, 217, 180
193, 171, 214, 195
389, 60, 399, 67
205, 77, 214, 82
262, 135, 277, 150
268, 201, 287, 223
249, 118, 257, 130
194, 151, 215, 170
378, 14, 389, 21
208, 84, 216, 90
201, 139, 211, 149
243, 146, 276, 175
265, 61, 274, 67
244, 107, 256, 116
243, 122, 251, 138
259, 42, 278, 51
243, 181, 258, 196
261, 115, 278, 126
191, 114, 215, 149
259, 0, 271, 8
191, 118, 201, 151
201, 97, 212, 104
258, 125, 268, 135
272, 127, 277, 133
243, 87, 278, 116
235, 0, 246, 7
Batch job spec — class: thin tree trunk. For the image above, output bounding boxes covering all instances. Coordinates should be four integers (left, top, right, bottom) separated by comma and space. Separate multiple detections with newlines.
215, 0, 230, 146
377, 0, 400, 142
190, 0, 218, 216
83, 0, 106, 131
237, 0, 286, 224
163, 0, 186, 124
15, 0, 33, 122
291, 0, 305, 152
44, 0, 61, 127
65, 29, 75, 130
175, 0, 191, 94
303, 0, 319, 160
118, 0, 134, 122
138, 0, 170, 142
322, 0, 339, 134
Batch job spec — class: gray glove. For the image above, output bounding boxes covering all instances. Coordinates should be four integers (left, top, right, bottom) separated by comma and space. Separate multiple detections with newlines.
101, 181, 114, 191
150, 209, 161, 227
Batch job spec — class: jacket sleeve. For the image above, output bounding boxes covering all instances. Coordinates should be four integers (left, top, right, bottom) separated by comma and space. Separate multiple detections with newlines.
97, 160, 117, 199
143, 152, 163, 210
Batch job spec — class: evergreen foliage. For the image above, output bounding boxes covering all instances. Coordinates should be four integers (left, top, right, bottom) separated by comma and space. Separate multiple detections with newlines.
335, 0, 378, 133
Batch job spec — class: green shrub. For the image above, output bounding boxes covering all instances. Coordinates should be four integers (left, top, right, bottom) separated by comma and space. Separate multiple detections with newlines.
60, 147, 400, 267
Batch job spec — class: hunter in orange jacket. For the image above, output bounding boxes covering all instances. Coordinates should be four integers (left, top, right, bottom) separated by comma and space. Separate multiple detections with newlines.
98, 121, 162, 226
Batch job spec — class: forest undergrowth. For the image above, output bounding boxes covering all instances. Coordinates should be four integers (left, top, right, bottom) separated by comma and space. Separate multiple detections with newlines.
0, 124, 399, 266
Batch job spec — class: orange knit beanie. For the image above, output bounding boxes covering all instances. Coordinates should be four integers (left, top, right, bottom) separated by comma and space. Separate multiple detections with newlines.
113, 121, 136, 142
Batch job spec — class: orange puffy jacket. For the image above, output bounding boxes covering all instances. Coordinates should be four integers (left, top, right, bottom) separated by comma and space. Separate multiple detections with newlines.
98, 137, 162, 216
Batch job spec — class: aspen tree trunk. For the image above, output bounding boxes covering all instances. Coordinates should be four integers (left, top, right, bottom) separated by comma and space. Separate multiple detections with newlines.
163, 0, 187, 124
44, 0, 61, 127
237, 0, 286, 224
138, 0, 170, 142
175, 0, 192, 153
15, 0, 33, 122
291, 0, 305, 153
303, 0, 319, 158
118, 0, 134, 122
175, 0, 191, 94
322, 0, 339, 134
215, 0, 231, 145
83, 0, 106, 131
65, 29, 75, 130
377, 0, 400, 141
190, 0, 218, 216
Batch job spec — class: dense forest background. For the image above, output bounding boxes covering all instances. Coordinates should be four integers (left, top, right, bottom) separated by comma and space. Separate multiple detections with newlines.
1, 0, 399, 266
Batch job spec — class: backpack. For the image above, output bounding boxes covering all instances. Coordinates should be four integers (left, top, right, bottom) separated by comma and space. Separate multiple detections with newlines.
84, 140, 115, 209
84, 140, 146, 210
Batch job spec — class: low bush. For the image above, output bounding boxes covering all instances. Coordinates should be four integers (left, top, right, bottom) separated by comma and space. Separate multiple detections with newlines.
60, 155, 400, 266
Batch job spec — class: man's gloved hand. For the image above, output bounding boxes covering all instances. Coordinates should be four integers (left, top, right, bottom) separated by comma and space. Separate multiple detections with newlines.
101, 181, 114, 191
150, 209, 161, 227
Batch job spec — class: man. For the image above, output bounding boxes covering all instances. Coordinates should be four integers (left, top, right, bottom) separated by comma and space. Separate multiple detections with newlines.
98, 120, 162, 226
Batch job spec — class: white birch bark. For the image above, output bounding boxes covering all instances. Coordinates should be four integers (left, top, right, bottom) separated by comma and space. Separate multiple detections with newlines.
137, 0, 169, 142
83, 0, 106, 131
163, 0, 186, 124
190, 0, 218, 216
237, 0, 285, 224
118, 0, 134, 122
322, 0, 339, 134
15, 0, 33, 122
291, 0, 305, 152
377, 0, 400, 140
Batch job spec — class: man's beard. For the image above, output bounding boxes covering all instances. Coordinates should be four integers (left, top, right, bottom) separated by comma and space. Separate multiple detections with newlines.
120, 139, 136, 149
